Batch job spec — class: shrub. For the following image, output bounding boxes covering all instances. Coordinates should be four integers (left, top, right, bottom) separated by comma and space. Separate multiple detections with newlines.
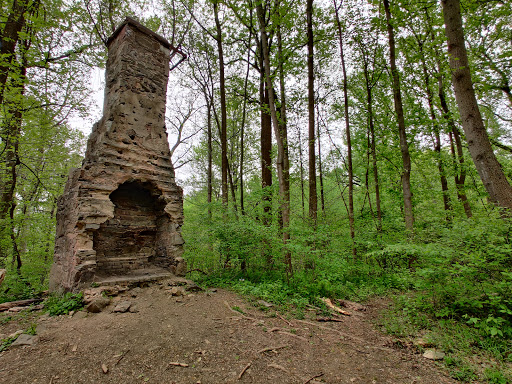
44, 292, 84, 316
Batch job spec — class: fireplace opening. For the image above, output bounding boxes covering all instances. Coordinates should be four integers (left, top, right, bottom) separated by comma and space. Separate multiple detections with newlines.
93, 181, 166, 276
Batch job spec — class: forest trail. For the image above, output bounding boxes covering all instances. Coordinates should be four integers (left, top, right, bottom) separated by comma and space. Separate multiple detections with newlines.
0, 283, 456, 384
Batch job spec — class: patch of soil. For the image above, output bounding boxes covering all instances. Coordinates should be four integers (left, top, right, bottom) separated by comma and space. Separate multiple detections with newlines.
0, 282, 456, 384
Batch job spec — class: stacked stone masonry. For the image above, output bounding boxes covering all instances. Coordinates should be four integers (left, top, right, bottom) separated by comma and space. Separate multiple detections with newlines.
50, 18, 185, 291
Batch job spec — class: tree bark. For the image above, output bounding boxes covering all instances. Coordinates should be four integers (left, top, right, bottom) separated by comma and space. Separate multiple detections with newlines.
442, 0, 512, 212
257, 1, 292, 276
316, 105, 325, 216
307, 0, 317, 223
213, 1, 229, 210
207, 99, 213, 220
383, 0, 414, 231
437, 62, 472, 218
334, 0, 355, 254
417, 39, 452, 218
239, 39, 251, 216
358, 40, 382, 231
259, 41, 272, 226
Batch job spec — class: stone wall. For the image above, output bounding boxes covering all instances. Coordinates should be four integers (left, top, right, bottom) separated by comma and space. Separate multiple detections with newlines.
50, 18, 184, 291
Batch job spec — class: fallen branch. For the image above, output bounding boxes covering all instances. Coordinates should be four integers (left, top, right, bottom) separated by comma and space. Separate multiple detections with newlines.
277, 313, 294, 327
168, 362, 189, 367
238, 362, 251, 379
257, 345, 289, 354
319, 298, 351, 316
304, 372, 324, 384
0, 298, 43, 312
316, 317, 343, 323
114, 350, 130, 366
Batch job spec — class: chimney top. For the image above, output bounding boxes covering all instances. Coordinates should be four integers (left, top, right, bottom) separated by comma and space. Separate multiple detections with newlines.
107, 16, 171, 49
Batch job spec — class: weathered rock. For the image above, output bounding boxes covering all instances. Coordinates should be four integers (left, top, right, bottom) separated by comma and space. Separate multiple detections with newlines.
86, 297, 111, 313
175, 257, 187, 277
423, 349, 445, 360
11, 334, 37, 347
170, 287, 184, 296
49, 17, 184, 292
128, 305, 139, 313
113, 301, 132, 313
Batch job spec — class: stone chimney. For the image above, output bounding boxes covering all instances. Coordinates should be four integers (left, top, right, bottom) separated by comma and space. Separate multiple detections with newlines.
50, 18, 185, 291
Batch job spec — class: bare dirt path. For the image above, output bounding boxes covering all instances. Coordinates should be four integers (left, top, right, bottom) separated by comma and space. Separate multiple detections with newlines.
0, 283, 456, 384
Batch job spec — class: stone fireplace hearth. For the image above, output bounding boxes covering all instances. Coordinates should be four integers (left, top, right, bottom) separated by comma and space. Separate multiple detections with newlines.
50, 18, 185, 291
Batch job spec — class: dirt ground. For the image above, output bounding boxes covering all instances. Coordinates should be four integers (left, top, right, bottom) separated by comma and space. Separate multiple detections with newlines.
0, 281, 457, 384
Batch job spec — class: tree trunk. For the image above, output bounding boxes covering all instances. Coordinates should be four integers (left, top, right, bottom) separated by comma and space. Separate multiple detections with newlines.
276, 5, 291, 275
437, 62, 472, 218
442, 0, 512, 212
213, 1, 229, 210
239, 42, 251, 216
359, 43, 382, 231
298, 127, 306, 218
383, 0, 414, 231
207, 99, 213, 220
334, 0, 355, 254
316, 105, 325, 216
257, 1, 292, 276
259, 48, 272, 226
0, 0, 29, 106
417, 40, 452, 218
1, 61, 26, 269
307, 0, 317, 223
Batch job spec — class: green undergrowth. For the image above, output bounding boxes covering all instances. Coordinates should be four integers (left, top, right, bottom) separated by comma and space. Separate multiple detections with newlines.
184, 209, 512, 383
43, 292, 84, 316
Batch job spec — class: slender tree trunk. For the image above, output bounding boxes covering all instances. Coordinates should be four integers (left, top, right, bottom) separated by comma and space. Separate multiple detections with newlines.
257, 1, 292, 276
360, 49, 382, 231
207, 99, 213, 220
227, 160, 238, 214
417, 41, 452, 218
334, 0, 355, 254
383, 0, 414, 231
1, 61, 26, 270
316, 105, 325, 216
260, 54, 272, 226
213, 1, 229, 210
307, 0, 317, 223
442, 0, 512, 212
276, 5, 291, 274
437, 62, 472, 217
239, 43, 251, 216
298, 127, 306, 218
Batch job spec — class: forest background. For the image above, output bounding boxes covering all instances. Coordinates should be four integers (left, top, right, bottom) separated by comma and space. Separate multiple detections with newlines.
0, 0, 511, 381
